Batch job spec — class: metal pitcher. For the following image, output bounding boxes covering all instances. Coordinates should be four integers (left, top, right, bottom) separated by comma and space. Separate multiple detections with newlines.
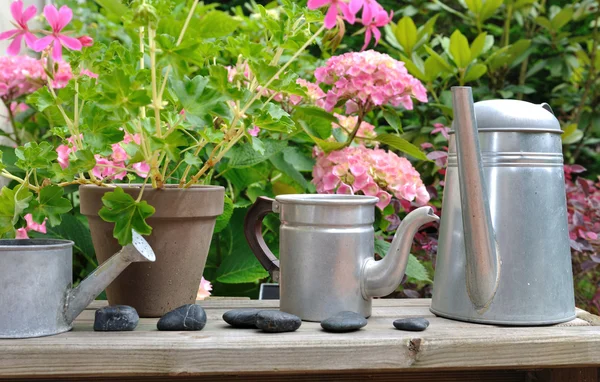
0, 231, 155, 338
244, 195, 438, 321
430, 87, 576, 325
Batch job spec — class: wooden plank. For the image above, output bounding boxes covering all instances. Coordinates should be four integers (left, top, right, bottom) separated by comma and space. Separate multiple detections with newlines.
532, 367, 599, 382
1, 299, 599, 379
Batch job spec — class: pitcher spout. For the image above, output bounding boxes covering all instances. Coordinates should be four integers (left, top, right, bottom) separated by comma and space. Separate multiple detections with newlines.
361, 207, 439, 298
63, 231, 155, 324
451, 86, 500, 311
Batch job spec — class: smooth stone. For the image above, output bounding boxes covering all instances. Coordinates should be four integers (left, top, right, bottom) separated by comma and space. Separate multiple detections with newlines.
393, 317, 429, 331
255, 310, 301, 333
321, 311, 367, 333
94, 305, 139, 331
223, 309, 261, 328
157, 304, 207, 331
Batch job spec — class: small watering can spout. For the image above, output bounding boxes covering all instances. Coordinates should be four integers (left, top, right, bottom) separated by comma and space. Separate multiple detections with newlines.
64, 231, 155, 323
362, 207, 438, 298
451, 86, 500, 311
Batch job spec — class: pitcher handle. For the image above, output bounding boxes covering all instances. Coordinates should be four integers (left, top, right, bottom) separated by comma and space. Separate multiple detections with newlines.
243, 196, 280, 282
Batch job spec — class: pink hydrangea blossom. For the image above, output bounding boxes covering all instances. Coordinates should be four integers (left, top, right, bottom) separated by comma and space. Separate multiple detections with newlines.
0, 1, 37, 56
312, 50, 428, 113
296, 78, 326, 108
196, 277, 212, 300
0, 56, 72, 102
33, 5, 82, 61
307, 0, 355, 29
312, 145, 430, 209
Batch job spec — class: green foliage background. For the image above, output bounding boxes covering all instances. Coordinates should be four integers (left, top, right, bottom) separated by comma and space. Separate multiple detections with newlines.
7, 0, 598, 310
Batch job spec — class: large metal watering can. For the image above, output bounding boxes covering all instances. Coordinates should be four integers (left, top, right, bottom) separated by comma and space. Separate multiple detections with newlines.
430, 87, 576, 325
245, 195, 438, 321
0, 231, 155, 338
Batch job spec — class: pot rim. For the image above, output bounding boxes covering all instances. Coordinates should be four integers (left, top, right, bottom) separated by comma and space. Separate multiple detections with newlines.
0, 239, 74, 251
79, 184, 224, 191
275, 194, 378, 205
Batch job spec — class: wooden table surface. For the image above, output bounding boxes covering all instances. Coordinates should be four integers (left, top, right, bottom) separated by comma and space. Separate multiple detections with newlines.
1, 298, 600, 381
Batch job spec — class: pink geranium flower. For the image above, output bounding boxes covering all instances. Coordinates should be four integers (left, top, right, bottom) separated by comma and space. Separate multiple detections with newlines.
349, 0, 384, 24
361, 8, 393, 51
308, 0, 355, 29
431, 123, 450, 139
0, 0, 38, 56
248, 125, 260, 137
196, 277, 212, 300
15, 228, 29, 239
25, 214, 46, 234
33, 5, 82, 61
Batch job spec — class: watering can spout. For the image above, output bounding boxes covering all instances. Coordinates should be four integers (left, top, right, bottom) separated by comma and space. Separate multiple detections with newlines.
362, 207, 438, 298
64, 231, 155, 323
451, 86, 500, 311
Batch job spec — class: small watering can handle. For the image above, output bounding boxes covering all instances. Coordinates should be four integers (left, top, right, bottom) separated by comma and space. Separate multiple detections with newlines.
243, 196, 280, 282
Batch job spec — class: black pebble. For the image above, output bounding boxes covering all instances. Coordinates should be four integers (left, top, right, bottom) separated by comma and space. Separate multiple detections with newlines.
94, 305, 139, 331
223, 309, 261, 328
321, 311, 367, 333
393, 317, 429, 331
255, 310, 301, 333
157, 304, 207, 331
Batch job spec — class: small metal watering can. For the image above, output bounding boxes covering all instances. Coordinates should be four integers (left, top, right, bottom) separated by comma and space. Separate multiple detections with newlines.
245, 195, 438, 321
430, 87, 576, 325
0, 231, 155, 338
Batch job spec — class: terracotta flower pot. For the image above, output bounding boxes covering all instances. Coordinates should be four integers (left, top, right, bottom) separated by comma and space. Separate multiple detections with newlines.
79, 184, 224, 317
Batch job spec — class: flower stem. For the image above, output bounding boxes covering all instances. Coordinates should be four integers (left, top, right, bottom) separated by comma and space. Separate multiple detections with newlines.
0, 170, 39, 192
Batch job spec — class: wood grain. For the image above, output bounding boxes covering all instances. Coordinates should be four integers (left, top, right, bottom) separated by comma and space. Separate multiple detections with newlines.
1, 299, 599, 379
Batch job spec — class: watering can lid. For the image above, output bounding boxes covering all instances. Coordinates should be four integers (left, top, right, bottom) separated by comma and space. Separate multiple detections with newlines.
452, 99, 561, 133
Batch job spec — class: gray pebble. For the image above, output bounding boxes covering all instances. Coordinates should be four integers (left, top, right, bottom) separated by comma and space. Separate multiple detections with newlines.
157, 304, 207, 331
393, 317, 429, 331
321, 311, 367, 333
94, 305, 139, 331
223, 309, 261, 328
255, 310, 301, 333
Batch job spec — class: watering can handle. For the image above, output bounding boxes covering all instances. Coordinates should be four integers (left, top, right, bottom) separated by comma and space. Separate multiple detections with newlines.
243, 196, 280, 282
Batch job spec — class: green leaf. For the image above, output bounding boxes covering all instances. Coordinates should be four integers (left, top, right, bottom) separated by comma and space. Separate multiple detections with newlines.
535, 16, 552, 30
424, 46, 454, 73
254, 103, 295, 133
227, 139, 288, 168
464, 0, 482, 14
376, 134, 430, 161
216, 208, 268, 283
98, 187, 155, 246
169, 75, 230, 127
562, 124, 583, 144
293, 106, 336, 139
406, 254, 431, 281
449, 30, 471, 69
282, 147, 315, 172
480, 0, 503, 22
401, 57, 427, 82
0, 185, 32, 236
26, 87, 55, 112
150, 131, 188, 161
550, 7, 573, 30
383, 109, 403, 133
374, 239, 430, 281
423, 56, 445, 82
44, 213, 96, 261
15, 142, 57, 170
270, 152, 309, 190
464, 63, 488, 82
214, 196, 233, 234
395, 16, 418, 54
416, 14, 439, 43
0, 151, 4, 173
94, 0, 128, 19
470, 32, 488, 59
27, 186, 72, 227
193, 11, 241, 38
